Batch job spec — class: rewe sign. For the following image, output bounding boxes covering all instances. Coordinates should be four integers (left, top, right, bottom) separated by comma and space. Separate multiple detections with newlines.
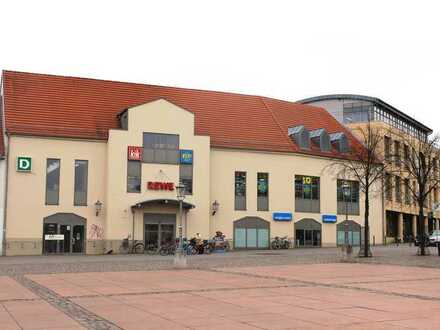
147, 181, 175, 191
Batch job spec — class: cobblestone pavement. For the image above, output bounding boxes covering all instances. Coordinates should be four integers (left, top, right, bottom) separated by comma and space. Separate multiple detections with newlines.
1, 245, 440, 329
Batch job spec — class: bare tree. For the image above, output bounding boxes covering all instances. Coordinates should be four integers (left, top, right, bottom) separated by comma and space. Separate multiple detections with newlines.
327, 120, 389, 257
394, 132, 440, 256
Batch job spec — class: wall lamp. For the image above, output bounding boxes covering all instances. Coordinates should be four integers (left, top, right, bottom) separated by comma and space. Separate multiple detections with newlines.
212, 200, 220, 215
95, 200, 103, 216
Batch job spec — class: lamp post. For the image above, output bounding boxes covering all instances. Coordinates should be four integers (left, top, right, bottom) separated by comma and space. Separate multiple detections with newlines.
175, 181, 186, 267
342, 181, 351, 256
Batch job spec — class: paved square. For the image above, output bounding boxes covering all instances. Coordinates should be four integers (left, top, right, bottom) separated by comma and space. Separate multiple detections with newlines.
0, 263, 435, 329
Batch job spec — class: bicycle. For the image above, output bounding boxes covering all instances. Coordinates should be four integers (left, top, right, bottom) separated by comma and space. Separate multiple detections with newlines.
159, 242, 176, 256
119, 236, 145, 254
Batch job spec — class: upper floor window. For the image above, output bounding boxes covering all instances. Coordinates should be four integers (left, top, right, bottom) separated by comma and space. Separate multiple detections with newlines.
384, 136, 391, 161
394, 141, 401, 166
180, 164, 193, 195
235, 171, 246, 210
385, 173, 392, 201
343, 102, 374, 123
127, 160, 141, 193
295, 175, 320, 213
74, 160, 88, 206
257, 173, 269, 211
46, 159, 60, 205
143, 133, 179, 164
404, 178, 411, 205
395, 176, 401, 203
336, 180, 360, 215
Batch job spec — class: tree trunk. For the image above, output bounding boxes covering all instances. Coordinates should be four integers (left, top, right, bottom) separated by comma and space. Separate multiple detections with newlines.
418, 202, 426, 256
364, 186, 371, 257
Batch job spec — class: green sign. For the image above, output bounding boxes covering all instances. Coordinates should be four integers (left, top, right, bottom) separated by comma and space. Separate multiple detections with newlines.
17, 157, 32, 172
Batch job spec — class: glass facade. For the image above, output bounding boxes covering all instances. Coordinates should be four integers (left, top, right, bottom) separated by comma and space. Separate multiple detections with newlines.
127, 160, 141, 193
343, 102, 428, 140
74, 160, 88, 206
235, 171, 246, 210
180, 164, 193, 195
143, 132, 179, 164
295, 175, 320, 213
257, 173, 269, 211
46, 159, 60, 205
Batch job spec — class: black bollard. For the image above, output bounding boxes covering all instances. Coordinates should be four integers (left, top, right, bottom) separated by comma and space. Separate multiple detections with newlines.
437, 243, 440, 256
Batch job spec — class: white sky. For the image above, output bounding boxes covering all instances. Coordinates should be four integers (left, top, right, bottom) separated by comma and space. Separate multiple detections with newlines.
1, 0, 439, 133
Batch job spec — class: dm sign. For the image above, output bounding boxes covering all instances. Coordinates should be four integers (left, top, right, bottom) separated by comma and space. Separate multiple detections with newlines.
128, 146, 143, 161
273, 212, 293, 221
17, 157, 32, 172
180, 150, 193, 164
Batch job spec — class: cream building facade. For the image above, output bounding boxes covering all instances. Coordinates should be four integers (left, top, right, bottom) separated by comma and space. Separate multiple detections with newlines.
1, 71, 384, 256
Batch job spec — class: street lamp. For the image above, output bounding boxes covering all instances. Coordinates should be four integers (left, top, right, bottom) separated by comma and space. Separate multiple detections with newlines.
211, 200, 220, 215
94, 200, 103, 217
342, 181, 351, 256
175, 181, 186, 267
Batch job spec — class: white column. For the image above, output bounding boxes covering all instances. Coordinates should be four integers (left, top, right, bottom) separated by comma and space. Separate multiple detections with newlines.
398, 213, 404, 241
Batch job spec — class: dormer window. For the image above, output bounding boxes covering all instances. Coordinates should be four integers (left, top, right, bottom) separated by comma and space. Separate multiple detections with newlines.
288, 125, 310, 150
310, 128, 331, 152
118, 110, 128, 130
330, 132, 349, 153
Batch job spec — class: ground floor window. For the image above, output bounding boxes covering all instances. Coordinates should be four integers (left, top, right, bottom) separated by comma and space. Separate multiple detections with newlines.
294, 218, 321, 247
386, 211, 398, 237
336, 220, 361, 246
234, 217, 269, 249
43, 213, 86, 254
144, 213, 176, 249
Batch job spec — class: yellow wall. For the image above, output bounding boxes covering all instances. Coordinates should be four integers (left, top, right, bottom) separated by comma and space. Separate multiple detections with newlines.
4, 98, 385, 254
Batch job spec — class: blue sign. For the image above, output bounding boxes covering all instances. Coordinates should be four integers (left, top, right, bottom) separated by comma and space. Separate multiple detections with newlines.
180, 150, 193, 164
322, 214, 337, 223
273, 212, 293, 221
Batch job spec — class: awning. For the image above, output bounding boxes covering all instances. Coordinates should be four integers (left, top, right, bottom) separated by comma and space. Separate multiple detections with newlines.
131, 199, 195, 211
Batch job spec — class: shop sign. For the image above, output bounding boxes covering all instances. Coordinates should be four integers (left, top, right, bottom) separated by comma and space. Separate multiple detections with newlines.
322, 214, 337, 223
273, 212, 293, 221
147, 181, 175, 191
180, 149, 193, 164
44, 234, 64, 240
128, 146, 143, 161
303, 176, 312, 184
17, 157, 32, 172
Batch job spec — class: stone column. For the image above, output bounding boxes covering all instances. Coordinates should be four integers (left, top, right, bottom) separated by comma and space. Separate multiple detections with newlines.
412, 215, 417, 237
424, 216, 429, 234
398, 213, 404, 241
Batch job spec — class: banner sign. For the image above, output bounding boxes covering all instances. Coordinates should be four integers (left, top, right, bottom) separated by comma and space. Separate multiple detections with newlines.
128, 146, 143, 161
17, 157, 32, 172
180, 150, 193, 164
273, 212, 293, 221
322, 214, 337, 223
147, 181, 175, 191
44, 234, 64, 240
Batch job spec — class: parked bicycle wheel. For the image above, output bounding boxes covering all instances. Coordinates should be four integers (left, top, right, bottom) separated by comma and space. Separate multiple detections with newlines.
145, 244, 158, 255
132, 242, 145, 254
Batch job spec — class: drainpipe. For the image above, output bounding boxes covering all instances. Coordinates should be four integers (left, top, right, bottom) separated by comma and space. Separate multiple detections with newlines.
1, 134, 10, 256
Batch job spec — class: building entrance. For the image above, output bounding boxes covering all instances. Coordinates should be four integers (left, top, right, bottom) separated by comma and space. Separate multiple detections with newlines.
336, 220, 361, 246
43, 213, 86, 254
144, 213, 176, 249
295, 218, 321, 247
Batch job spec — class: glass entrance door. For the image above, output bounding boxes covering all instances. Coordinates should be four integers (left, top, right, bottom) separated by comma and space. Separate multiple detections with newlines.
72, 225, 85, 253
160, 224, 175, 246
145, 224, 159, 249
296, 229, 321, 247
144, 222, 175, 248
43, 223, 58, 254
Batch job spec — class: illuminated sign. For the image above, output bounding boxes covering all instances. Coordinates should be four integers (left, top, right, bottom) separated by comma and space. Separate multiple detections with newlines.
128, 146, 143, 161
147, 181, 175, 191
322, 215, 337, 223
17, 157, 32, 172
273, 212, 293, 221
180, 150, 193, 164
303, 176, 312, 184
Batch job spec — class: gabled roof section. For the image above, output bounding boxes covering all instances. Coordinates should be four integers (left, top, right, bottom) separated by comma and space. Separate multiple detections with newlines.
1, 70, 365, 160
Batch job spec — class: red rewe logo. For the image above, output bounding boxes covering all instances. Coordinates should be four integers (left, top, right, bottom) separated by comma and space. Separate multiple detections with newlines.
147, 181, 175, 191
127, 146, 142, 161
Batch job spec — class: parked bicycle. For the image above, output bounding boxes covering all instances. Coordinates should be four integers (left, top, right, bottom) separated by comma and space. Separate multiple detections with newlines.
271, 236, 290, 249
120, 236, 145, 254
159, 242, 176, 256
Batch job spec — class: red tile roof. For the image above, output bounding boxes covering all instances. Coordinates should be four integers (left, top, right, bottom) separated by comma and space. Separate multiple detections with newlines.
1, 70, 363, 159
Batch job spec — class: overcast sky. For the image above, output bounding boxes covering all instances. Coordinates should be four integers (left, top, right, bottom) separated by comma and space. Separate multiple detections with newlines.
1, 1, 439, 133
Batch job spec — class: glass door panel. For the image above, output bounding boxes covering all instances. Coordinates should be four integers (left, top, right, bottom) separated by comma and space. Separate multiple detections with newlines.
43, 223, 58, 254
145, 224, 159, 249
296, 229, 305, 247
72, 225, 84, 253
305, 230, 313, 246
160, 224, 175, 246
352, 231, 361, 246
246, 228, 257, 248
312, 230, 321, 247
234, 228, 246, 248
257, 229, 269, 248
59, 225, 71, 253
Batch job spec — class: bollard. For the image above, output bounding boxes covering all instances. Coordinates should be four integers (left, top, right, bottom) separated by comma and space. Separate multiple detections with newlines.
437, 243, 440, 257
